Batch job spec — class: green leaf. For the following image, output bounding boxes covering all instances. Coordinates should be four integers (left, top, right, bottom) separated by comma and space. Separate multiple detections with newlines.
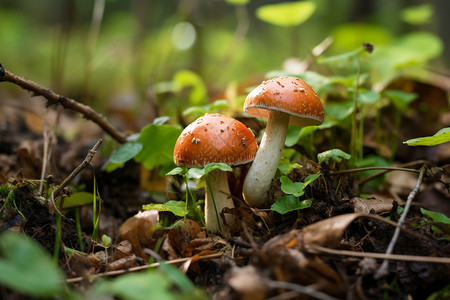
285, 125, 319, 147
318, 46, 365, 64
256, 1, 316, 27
401, 4, 433, 25
404, 127, 450, 146
173, 70, 208, 106
303, 172, 321, 186
182, 100, 229, 120
317, 149, 351, 165
384, 90, 417, 111
420, 207, 450, 236
270, 195, 312, 214
280, 176, 305, 197
204, 162, 233, 175
59, 191, 94, 209
278, 162, 302, 176
153, 116, 170, 125
0, 232, 64, 298
166, 166, 188, 176
101, 234, 112, 247
159, 263, 195, 293
324, 101, 354, 121
134, 123, 182, 170
93, 271, 177, 300
357, 89, 380, 104
225, 0, 249, 5
143, 200, 187, 217
332, 23, 392, 52
109, 142, 143, 164
187, 167, 205, 179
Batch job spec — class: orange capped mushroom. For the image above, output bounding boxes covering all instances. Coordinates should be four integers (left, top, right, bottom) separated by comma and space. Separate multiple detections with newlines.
173, 113, 257, 232
242, 76, 324, 208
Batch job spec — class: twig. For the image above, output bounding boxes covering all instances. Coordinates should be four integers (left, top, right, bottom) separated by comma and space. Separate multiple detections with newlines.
65, 252, 224, 283
305, 245, 450, 264
330, 166, 420, 175
264, 279, 340, 300
374, 165, 427, 279
0, 63, 127, 143
53, 139, 103, 197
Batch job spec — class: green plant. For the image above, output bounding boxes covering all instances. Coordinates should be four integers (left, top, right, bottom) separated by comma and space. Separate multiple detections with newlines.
104, 117, 182, 174
270, 173, 320, 215
404, 127, 450, 146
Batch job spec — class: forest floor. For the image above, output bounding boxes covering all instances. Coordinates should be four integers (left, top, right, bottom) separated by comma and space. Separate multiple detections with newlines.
0, 74, 450, 300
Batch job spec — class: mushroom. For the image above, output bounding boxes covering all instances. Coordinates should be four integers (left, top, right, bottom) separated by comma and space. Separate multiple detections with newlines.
173, 113, 257, 233
242, 76, 324, 208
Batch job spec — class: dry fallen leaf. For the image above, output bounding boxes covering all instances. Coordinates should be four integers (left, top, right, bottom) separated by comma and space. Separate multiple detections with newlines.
351, 195, 394, 214
167, 219, 213, 257
116, 209, 161, 260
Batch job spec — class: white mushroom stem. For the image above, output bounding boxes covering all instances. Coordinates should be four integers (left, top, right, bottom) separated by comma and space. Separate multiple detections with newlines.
243, 110, 290, 207
205, 169, 235, 233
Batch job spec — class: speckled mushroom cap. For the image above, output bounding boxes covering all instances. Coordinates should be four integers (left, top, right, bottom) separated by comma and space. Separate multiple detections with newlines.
243, 76, 324, 127
173, 113, 258, 168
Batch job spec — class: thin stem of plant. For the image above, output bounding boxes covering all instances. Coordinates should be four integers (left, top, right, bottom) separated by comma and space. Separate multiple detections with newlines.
374, 165, 427, 279
350, 56, 362, 161
0, 63, 127, 143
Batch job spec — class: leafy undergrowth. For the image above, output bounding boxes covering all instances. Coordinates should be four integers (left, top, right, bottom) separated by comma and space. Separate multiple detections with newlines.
1, 40, 450, 299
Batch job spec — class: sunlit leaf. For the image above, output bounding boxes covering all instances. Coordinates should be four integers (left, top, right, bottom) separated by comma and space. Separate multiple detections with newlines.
303, 172, 321, 186
59, 191, 94, 209
278, 162, 302, 176
101, 234, 112, 247
225, 0, 250, 6
187, 167, 205, 180
401, 4, 433, 25
404, 127, 450, 146
318, 149, 351, 165
332, 23, 392, 52
134, 123, 182, 170
271, 195, 311, 214
166, 166, 187, 176
0, 232, 64, 298
204, 162, 233, 175
143, 200, 187, 217
256, 1, 316, 27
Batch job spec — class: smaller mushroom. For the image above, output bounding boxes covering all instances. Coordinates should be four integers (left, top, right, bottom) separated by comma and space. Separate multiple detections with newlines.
173, 113, 257, 233
242, 76, 324, 208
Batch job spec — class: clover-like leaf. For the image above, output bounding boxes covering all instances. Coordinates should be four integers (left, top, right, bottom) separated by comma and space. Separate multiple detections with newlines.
318, 149, 351, 165
271, 195, 312, 214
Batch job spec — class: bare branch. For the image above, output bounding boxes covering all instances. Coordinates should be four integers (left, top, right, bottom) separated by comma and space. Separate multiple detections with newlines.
0, 63, 127, 144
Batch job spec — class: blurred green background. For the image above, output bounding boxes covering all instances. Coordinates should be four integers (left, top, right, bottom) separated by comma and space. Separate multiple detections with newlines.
0, 0, 448, 124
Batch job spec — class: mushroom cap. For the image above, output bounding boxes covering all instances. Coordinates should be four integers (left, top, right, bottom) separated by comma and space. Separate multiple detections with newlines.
173, 113, 258, 168
243, 76, 324, 126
